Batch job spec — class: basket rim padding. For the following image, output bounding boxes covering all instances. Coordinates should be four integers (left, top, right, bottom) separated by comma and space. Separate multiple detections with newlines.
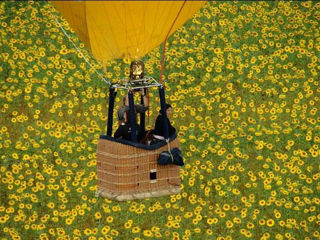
100, 132, 177, 150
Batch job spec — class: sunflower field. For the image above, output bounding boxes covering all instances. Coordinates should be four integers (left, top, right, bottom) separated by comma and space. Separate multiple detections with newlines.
0, 1, 320, 240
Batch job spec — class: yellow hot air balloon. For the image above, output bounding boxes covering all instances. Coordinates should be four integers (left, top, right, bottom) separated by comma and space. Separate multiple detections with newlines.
53, 1, 206, 201
52, 1, 205, 62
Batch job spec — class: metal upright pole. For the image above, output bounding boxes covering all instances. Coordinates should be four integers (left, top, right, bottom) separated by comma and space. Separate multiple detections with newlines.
128, 91, 137, 142
158, 86, 169, 139
140, 92, 146, 133
107, 87, 116, 136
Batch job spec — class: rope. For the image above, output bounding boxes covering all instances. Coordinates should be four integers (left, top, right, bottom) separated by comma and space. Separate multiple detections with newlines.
165, 139, 181, 186
166, 139, 174, 164
135, 150, 138, 190
146, 90, 150, 127
159, 0, 187, 84
50, 10, 111, 85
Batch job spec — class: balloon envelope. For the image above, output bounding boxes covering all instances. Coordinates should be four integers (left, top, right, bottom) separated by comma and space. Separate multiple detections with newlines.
53, 1, 205, 61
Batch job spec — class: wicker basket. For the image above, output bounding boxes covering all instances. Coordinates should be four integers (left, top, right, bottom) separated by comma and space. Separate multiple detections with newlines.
96, 136, 181, 201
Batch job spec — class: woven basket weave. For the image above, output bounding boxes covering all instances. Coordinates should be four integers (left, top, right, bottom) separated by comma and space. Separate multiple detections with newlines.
96, 137, 181, 201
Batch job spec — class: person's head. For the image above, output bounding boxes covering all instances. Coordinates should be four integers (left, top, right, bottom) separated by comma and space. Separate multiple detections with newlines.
166, 104, 172, 117
160, 103, 172, 117
130, 60, 144, 80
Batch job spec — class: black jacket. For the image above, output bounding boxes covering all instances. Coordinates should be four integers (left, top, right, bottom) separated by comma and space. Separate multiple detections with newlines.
114, 123, 144, 141
153, 114, 176, 137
